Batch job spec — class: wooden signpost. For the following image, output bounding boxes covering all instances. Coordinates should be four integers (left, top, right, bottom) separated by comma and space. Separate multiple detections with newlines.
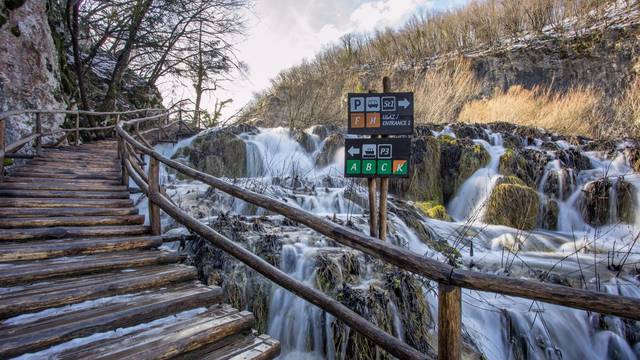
346, 77, 414, 240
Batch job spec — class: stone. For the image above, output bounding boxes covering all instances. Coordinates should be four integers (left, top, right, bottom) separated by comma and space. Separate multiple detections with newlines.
580, 178, 611, 226
415, 201, 452, 221
616, 179, 636, 224
172, 128, 247, 178
498, 149, 537, 187
484, 183, 540, 230
541, 199, 559, 230
315, 133, 343, 167
556, 148, 592, 171
291, 128, 316, 153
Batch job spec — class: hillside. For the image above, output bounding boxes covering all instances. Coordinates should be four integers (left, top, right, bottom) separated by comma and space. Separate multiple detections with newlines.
241, 0, 640, 138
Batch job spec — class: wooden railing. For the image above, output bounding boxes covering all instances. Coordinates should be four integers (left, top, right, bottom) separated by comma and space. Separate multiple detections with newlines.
2, 107, 639, 360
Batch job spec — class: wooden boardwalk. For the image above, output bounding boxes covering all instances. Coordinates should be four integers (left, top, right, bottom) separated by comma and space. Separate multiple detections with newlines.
0, 141, 280, 359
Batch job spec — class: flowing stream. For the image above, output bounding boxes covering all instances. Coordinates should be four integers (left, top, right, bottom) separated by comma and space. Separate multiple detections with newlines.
157, 126, 640, 360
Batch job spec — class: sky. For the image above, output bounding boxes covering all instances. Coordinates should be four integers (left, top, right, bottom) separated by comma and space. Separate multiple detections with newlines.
160, 0, 468, 122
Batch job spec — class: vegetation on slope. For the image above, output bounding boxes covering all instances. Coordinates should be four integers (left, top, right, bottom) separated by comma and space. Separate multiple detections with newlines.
241, 0, 640, 138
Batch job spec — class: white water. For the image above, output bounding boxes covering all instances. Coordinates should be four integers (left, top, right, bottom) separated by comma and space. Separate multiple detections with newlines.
159, 126, 640, 360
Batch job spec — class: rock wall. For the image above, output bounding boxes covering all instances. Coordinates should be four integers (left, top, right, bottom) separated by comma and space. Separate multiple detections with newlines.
0, 0, 66, 145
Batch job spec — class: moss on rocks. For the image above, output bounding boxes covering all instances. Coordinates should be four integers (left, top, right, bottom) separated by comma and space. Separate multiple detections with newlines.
315, 253, 343, 294
416, 201, 453, 221
391, 136, 443, 202
172, 129, 246, 178
484, 183, 540, 230
498, 148, 537, 187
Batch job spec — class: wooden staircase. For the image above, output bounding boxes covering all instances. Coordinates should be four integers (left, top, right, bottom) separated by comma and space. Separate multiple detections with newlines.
0, 141, 280, 359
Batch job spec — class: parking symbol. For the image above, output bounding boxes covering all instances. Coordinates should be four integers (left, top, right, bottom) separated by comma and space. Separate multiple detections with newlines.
378, 144, 392, 159
362, 144, 377, 159
365, 97, 380, 112
381, 97, 396, 112
350, 97, 365, 112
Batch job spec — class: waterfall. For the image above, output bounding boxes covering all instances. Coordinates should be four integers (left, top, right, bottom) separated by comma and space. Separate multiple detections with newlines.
163, 124, 640, 360
447, 133, 505, 221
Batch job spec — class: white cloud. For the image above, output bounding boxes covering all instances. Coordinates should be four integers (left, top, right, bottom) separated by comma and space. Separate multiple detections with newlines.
349, 0, 435, 32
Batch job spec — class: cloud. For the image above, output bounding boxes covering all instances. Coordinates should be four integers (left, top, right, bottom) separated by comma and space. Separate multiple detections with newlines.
349, 0, 435, 32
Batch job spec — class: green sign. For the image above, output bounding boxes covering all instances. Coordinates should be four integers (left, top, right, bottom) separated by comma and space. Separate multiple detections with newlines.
344, 138, 411, 178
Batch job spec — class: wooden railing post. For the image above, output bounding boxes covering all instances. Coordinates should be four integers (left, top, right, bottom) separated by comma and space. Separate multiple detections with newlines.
35, 113, 42, 156
0, 118, 5, 182
438, 283, 461, 360
118, 135, 128, 186
148, 156, 161, 235
75, 114, 80, 146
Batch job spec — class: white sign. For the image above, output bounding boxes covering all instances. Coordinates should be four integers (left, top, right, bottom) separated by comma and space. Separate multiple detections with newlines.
350, 97, 365, 112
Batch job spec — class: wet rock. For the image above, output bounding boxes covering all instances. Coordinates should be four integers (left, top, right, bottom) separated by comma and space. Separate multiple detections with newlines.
390, 135, 443, 202
315, 133, 344, 167
556, 148, 592, 171
580, 178, 611, 226
616, 179, 636, 224
484, 183, 540, 230
541, 199, 559, 230
291, 128, 316, 153
440, 138, 490, 202
542, 168, 574, 200
315, 253, 344, 294
581, 139, 618, 152
415, 201, 452, 221
172, 128, 247, 178
624, 148, 640, 173
450, 123, 489, 141
498, 149, 537, 187
310, 124, 339, 140
254, 233, 282, 267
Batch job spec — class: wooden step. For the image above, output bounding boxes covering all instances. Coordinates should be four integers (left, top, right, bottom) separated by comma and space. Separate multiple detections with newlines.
0, 207, 138, 218
0, 215, 144, 229
0, 250, 182, 285
0, 197, 133, 208
0, 264, 197, 319
0, 225, 149, 241
178, 333, 281, 360
1, 176, 122, 186
53, 305, 254, 360
0, 182, 127, 192
8, 171, 121, 181
0, 283, 222, 358
0, 189, 129, 199
0, 235, 162, 262
9, 166, 120, 175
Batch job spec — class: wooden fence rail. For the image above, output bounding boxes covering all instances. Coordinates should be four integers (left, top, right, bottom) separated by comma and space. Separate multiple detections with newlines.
2, 107, 639, 360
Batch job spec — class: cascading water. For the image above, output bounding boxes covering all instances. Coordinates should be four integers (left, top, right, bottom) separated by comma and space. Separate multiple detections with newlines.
160, 124, 640, 360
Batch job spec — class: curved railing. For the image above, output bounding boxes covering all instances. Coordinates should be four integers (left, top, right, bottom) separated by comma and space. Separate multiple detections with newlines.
2, 107, 639, 360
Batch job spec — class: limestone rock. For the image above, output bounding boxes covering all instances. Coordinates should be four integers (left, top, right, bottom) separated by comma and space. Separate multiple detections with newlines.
315, 133, 343, 167
484, 183, 540, 230
580, 178, 611, 226
172, 128, 247, 178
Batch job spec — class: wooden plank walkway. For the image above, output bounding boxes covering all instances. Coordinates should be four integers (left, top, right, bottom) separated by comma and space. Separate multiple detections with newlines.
0, 141, 280, 359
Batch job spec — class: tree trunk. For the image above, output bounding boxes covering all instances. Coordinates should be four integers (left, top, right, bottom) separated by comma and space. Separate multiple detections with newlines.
100, 0, 153, 113
66, 0, 93, 127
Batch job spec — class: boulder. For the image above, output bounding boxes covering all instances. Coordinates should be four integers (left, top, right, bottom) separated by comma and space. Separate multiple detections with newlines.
556, 148, 592, 171
291, 128, 316, 153
624, 147, 640, 173
450, 123, 489, 141
542, 168, 574, 200
440, 138, 490, 202
415, 201, 453, 221
484, 183, 540, 230
390, 135, 443, 202
315, 133, 343, 167
310, 124, 339, 140
580, 178, 611, 226
498, 149, 537, 187
172, 128, 247, 178
541, 199, 559, 230
616, 179, 636, 224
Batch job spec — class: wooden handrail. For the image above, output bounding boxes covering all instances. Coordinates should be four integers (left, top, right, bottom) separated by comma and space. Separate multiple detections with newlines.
122, 156, 428, 360
0, 108, 165, 120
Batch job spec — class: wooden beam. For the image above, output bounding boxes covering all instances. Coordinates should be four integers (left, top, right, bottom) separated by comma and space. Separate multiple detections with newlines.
438, 284, 461, 360
378, 76, 391, 240
148, 156, 161, 236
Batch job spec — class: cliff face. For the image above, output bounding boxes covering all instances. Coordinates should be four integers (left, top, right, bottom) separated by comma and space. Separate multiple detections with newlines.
0, 0, 163, 148
467, 10, 640, 96
0, 0, 66, 145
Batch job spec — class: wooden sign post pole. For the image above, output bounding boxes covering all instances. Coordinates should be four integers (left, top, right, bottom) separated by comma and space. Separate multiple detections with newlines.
378, 77, 391, 241
367, 91, 379, 238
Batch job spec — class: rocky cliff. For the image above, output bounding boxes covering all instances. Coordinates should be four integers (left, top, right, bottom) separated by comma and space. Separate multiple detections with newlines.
0, 0, 163, 147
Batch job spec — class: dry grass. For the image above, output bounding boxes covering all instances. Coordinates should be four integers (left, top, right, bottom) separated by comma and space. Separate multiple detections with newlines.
609, 78, 640, 137
458, 85, 603, 136
411, 60, 483, 123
